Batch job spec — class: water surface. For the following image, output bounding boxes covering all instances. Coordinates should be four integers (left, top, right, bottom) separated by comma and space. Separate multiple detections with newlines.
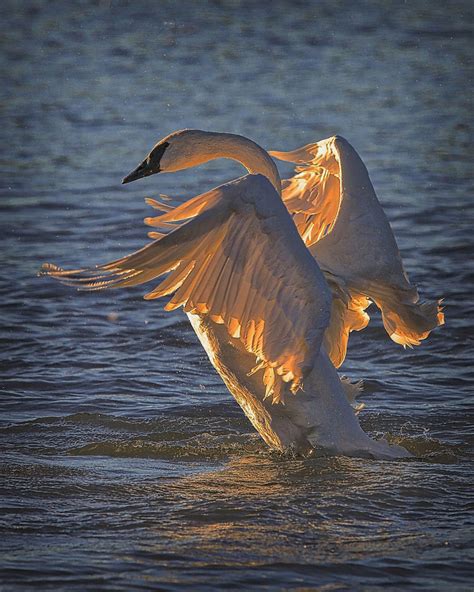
1, 1, 473, 590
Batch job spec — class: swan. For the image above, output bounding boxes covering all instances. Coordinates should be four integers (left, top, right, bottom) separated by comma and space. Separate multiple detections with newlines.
41, 129, 443, 459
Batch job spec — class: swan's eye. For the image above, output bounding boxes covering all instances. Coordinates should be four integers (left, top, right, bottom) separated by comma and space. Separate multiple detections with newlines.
150, 141, 170, 163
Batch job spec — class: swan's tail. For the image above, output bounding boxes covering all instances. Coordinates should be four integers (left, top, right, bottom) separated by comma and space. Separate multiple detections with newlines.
369, 283, 444, 347
340, 376, 365, 414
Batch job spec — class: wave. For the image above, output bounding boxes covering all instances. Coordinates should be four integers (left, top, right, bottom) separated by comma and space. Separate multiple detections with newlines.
2, 406, 470, 464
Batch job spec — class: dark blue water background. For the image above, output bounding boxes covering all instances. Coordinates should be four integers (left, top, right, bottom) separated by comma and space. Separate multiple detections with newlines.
1, 1, 473, 590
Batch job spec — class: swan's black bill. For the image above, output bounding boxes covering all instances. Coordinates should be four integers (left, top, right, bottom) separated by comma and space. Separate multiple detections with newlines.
122, 160, 156, 184
122, 141, 169, 184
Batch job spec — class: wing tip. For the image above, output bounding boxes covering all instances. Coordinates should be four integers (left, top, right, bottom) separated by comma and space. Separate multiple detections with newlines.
38, 262, 62, 276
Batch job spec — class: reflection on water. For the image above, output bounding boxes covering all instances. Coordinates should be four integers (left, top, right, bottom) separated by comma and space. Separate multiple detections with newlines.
1, 0, 473, 590
1, 406, 472, 589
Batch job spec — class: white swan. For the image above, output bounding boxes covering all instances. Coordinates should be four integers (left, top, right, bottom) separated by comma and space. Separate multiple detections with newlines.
41, 130, 442, 459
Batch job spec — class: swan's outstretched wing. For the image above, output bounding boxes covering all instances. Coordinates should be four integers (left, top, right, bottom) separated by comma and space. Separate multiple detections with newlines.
270, 136, 443, 367
41, 174, 331, 404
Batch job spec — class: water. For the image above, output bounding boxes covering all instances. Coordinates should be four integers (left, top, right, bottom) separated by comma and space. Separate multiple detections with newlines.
1, 1, 473, 590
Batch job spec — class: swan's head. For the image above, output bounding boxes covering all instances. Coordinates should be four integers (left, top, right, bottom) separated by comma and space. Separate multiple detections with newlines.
122, 129, 214, 184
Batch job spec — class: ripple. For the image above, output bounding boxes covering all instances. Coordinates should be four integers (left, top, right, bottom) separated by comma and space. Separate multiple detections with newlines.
1, 0, 473, 589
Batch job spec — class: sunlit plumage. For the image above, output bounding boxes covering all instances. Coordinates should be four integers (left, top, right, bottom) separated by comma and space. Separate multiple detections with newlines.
270, 136, 444, 367
41, 129, 443, 459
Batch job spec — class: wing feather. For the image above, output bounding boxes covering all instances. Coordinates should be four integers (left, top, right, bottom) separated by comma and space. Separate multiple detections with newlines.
41, 174, 331, 404
270, 136, 443, 366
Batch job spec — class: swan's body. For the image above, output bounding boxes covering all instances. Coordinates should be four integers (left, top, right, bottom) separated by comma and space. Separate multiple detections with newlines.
41, 130, 443, 459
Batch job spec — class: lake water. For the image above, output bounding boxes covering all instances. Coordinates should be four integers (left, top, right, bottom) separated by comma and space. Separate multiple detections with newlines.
1, 1, 473, 590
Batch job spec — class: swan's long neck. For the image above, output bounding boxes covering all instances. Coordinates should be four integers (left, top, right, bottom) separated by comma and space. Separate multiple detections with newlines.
181, 131, 281, 194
